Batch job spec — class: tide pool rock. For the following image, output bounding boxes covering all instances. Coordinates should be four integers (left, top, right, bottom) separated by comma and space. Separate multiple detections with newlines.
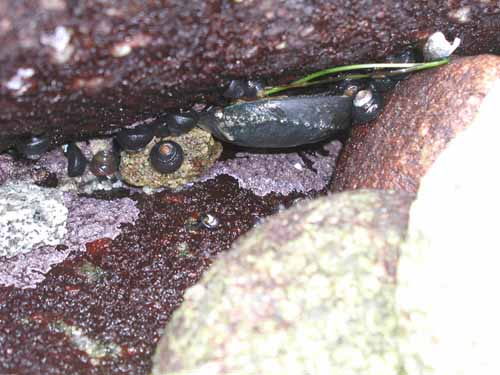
153, 189, 414, 375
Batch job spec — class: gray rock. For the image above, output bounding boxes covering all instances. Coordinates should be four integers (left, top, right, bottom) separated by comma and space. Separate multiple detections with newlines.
397, 81, 500, 374
153, 189, 414, 375
0, 183, 68, 258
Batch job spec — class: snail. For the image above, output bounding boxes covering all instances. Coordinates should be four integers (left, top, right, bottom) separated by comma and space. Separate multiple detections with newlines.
16, 134, 49, 160
369, 77, 397, 93
153, 113, 198, 137
115, 124, 154, 152
89, 150, 119, 178
149, 140, 184, 174
352, 89, 383, 125
199, 213, 219, 230
223, 80, 264, 100
63, 143, 87, 177
423, 31, 460, 61
197, 94, 352, 148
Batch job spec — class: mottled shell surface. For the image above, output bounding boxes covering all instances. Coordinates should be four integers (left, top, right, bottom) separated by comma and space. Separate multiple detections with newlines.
198, 94, 353, 148
119, 128, 222, 189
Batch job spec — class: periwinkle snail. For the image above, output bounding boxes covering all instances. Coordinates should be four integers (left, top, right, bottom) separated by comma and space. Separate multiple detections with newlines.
152, 112, 199, 137
89, 150, 119, 178
115, 124, 154, 152
223, 80, 263, 100
149, 140, 184, 174
16, 134, 50, 160
352, 89, 383, 125
63, 143, 87, 177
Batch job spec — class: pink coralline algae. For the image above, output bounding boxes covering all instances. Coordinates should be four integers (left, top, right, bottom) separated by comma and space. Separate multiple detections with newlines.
0, 192, 139, 289
201, 140, 342, 196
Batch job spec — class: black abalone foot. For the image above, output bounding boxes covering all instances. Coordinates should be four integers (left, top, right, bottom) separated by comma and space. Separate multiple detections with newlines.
198, 94, 353, 148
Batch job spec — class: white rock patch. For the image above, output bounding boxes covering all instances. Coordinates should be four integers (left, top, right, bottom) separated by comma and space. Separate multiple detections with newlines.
0, 183, 68, 258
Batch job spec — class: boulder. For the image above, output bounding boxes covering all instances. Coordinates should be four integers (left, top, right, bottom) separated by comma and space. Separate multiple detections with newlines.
333, 55, 500, 193
397, 81, 500, 374
152, 189, 414, 375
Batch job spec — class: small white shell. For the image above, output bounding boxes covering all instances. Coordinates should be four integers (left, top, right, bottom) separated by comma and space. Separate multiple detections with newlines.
423, 32, 461, 61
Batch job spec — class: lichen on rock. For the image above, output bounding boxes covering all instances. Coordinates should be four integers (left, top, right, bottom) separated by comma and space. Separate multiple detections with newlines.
0, 182, 68, 258
120, 128, 222, 189
153, 189, 414, 375
201, 140, 342, 196
0, 185, 140, 288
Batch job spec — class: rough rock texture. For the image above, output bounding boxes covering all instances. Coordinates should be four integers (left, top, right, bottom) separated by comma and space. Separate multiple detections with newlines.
120, 128, 222, 189
153, 190, 414, 375
333, 55, 500, 193
201, 140, 341, 196
0, 176, 307, 375
397, 81, 500, 374
0, 191, 139, 288
1, 2, 500, 148
0, 182, 67, 258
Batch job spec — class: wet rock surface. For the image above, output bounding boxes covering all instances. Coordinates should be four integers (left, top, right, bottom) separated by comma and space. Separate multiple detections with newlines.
153, 190, 414, 375
120, 128, 222, 189
397, 81, 500, 374
333, 55, 500, 193
0, 176, 313, 375
1, 2, 500, 146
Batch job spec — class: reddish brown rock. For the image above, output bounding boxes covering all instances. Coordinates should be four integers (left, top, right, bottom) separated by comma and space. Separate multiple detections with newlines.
333, 55, 500, 193
1, 1, 500, 148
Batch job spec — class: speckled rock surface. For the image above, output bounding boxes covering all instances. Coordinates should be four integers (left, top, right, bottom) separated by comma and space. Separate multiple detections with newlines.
333, 55, 500, 193
0, 183, 67, 258
0, 190, 139, 288
153, 189, 414, 375
1, 2, 500, 148
397, 81, 500, 374
201, 140, 341, 196
120, 128, 222, 189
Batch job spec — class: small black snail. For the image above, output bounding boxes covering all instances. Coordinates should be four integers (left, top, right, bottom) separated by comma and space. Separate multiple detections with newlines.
149, 140, 184, 174
115, 124, 154, 152
369, 77, 397, 93
16, 134, 49, 160
198, 94, 352, 148
64, 143, 87, 177
223, 80, 263, 100
89, 150, 119, 178
352, 89, 383, 125
153, 113, 198, 137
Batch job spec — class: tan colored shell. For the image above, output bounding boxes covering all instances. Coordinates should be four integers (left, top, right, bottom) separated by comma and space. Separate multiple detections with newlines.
119, 128, 222, 189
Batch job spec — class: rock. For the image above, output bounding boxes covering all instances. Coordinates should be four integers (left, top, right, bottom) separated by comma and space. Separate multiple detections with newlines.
201, 140, 342, 196
120, 128, 222, 189
397, 81, 500, 374
0, 182, 67, 258
1, 2, 500, 145
152, 189, 414, 375
0, 187, 139, 288
333, 55, 500, 193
